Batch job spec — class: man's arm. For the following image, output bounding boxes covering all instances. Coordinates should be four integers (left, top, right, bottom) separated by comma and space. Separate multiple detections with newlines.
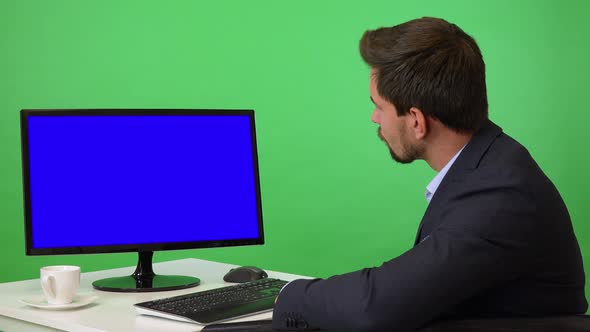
272, 181, 536, 331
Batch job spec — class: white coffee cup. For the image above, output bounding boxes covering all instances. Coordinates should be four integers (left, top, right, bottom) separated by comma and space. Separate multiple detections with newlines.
40, 265, 81, 305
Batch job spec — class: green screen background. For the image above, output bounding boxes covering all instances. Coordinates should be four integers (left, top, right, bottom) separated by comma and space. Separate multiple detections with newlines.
1, 0, 588, 310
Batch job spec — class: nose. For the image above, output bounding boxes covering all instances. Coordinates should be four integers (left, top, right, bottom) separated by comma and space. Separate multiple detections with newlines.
371, 108, 380, 124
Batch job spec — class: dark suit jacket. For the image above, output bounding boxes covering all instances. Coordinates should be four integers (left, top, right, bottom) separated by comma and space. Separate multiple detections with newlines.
272, 121, 588, 331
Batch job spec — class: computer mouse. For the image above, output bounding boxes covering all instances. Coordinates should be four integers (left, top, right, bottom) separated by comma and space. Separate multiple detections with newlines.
223, 266, 268, 283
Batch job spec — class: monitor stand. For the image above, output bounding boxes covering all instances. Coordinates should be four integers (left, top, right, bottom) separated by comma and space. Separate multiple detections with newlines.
92, 251, 200, 292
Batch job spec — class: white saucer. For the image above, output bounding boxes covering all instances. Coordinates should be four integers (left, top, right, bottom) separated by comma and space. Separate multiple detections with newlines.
19, 293, 98, 310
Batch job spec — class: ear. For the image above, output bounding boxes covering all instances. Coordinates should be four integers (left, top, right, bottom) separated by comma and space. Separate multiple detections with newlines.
407, 107, 427, 140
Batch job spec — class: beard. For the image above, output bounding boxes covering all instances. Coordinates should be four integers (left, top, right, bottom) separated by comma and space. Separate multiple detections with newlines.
378, 127, 422, 164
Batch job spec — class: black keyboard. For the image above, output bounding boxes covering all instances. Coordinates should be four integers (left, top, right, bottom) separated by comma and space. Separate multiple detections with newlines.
134, 278, 289, 324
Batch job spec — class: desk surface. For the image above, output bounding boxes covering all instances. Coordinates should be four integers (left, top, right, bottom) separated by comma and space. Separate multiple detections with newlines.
0, 258, 310, 332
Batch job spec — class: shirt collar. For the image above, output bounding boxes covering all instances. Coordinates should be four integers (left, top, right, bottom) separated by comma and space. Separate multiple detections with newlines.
425, 146, 465, 203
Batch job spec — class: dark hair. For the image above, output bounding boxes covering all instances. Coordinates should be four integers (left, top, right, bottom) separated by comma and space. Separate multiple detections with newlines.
360, 17, 488, 132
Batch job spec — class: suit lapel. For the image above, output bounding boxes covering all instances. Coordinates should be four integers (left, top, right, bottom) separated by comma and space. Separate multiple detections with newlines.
413, 120, 504, 245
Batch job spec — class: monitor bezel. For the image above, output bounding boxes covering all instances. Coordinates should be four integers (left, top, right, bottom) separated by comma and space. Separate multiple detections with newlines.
20, 109, 265, 256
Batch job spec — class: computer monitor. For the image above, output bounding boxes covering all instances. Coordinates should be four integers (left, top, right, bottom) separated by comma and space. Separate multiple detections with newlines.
20, 109, 264, 292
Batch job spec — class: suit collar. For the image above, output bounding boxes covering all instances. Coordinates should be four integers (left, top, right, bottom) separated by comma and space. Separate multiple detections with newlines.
413, 120, 503, 245
452, 120, 503, 171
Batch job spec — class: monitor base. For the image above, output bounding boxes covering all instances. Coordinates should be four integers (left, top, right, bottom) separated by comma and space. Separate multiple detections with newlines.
92, 251, 200, 292
92, 274, 200, 292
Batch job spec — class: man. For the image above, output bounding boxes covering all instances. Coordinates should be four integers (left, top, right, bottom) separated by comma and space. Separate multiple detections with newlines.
272, 17, 588, 331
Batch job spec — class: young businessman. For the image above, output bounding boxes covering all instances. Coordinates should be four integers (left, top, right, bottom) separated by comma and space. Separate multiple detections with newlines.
272, 17, 588, 331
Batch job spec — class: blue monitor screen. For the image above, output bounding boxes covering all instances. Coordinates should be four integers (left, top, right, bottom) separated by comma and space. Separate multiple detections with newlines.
22, 110, 263, 252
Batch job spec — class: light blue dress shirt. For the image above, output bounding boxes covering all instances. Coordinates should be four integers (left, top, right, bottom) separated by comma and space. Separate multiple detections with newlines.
424, 146, 465, 204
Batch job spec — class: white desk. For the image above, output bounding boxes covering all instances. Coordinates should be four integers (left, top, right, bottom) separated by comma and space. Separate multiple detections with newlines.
0, 258, 309, 332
